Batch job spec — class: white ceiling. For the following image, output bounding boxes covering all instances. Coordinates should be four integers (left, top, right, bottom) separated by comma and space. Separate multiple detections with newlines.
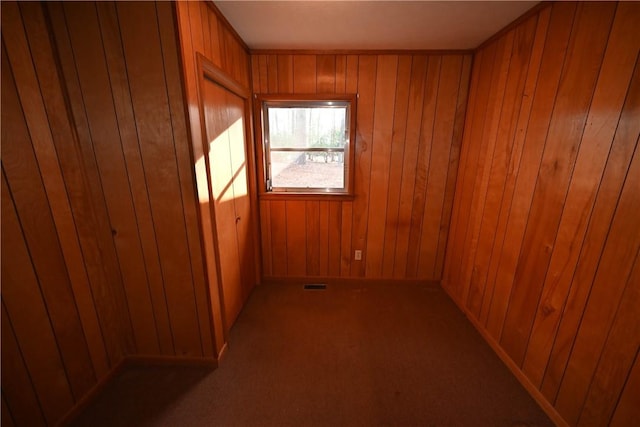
213, 1, 539, 51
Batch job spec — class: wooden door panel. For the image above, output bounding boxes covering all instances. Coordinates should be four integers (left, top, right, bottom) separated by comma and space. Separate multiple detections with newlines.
226, 89, 256, 302
202, 78, 243, 329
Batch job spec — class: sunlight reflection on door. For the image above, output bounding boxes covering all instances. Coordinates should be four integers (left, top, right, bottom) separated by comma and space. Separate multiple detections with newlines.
209, 117, 246, 203
228, 112, 248, 200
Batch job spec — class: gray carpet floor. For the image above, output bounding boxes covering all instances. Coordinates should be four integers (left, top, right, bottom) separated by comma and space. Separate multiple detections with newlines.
71, 281, 553, 426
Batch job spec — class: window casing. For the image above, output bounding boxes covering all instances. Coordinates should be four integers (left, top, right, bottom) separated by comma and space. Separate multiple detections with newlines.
256, 94, 356, 197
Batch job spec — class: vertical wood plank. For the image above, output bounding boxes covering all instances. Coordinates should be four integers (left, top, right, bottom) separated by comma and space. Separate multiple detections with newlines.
318, 201, 330, 276
381, 55, 411, 277
117, 1, 202, 356
350, 55, 377, 277
541, 77, 640, 405
466, 21, 529, 314
365, 55, 398, 277
277, 54, 294, 93
1, 174, 74, 423
316, 54, 336, 93
286, 201, 307, 276
258, 55, 268, 93
340, 201, 353, 276
394, 55, 428, 278
19, 1, 111, 375
1, 301, 46, 427
96, 0, 170, 356
306, 201, 321, 276
486, 2, 577, 340
441, 47, 483, 298
293, 55, 317, 93
187, 0, 204, 55
501, 2, 616, 366
251, 56, 261, 92
406, 56, 441, 277
578, 251, 640, 426
418, 55, 464, 279
461, 32, 513, 313
340, 55, 358, 276
226, 30, 248, 86
442, 47, 492, 299
198, 0, 211, 59
270, 201, 288, 276
206, 7, 222, 67
1, 30, 97, 399
157, 0, 214, 356
260, 200, 273, 276
63, 1, 157, 356
328, 201, 342, 276
555, 146, 640, 425
434, 54, 472, 280
523, 3, 640, 387
610, 350, 640, 427
267, 54, 278, 92
335, 55, 347, 93
479, 8, 551, 329
217, 22, 228, 75
46, 1, 135, 364
474, 15, 539, 323
2, 394, 17, 427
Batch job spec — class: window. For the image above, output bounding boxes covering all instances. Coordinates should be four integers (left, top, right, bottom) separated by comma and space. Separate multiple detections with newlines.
257, 94, 356, 196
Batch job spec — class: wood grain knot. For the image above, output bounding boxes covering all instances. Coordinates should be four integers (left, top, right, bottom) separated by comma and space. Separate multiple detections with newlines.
541, 304, 555, 317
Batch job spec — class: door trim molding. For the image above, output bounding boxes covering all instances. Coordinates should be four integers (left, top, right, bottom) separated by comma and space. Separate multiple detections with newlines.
195, 54, 262, 345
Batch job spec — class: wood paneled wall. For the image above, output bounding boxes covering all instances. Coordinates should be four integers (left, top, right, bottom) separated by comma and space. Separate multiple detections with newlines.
174, 0, 254, 353
442, 2, 640, 426
1, 1, 214, 424
252, 52, 472, 280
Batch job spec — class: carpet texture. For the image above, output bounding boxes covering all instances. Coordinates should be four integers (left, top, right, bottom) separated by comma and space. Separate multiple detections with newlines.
71, 282, 553, 426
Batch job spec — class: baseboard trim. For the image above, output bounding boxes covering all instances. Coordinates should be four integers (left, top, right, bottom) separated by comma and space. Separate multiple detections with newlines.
57, 355, 218, 426
262, 276, 440, 287
441, 287, 568, 427
57, 358, 128, 426
123, 355, 218, 368
217, 342, 229, 363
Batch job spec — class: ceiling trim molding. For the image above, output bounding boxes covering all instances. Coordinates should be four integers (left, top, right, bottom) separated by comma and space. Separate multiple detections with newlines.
249, 48, 474, 56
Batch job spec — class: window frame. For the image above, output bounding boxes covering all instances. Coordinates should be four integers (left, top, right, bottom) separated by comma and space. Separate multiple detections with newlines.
254, 93, 357, 199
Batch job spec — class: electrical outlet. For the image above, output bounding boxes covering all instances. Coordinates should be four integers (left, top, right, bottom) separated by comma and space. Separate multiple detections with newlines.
354, 250, 362, 261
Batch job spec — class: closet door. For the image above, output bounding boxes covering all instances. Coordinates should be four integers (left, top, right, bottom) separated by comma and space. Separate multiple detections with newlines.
226, 90, 256, 304
201, 77, 244, 329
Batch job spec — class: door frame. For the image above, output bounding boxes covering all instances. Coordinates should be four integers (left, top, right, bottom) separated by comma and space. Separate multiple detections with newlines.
195, 53, 262, 343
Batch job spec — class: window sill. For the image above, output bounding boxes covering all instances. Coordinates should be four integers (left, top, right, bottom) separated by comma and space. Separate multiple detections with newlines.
258, 191, 355, 201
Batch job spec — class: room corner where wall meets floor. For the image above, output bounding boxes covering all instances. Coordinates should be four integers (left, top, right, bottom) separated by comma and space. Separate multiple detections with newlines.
70, 281, 555, 427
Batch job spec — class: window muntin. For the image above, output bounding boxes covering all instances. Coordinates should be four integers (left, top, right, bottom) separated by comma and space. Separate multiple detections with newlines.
260, 96, 355, 195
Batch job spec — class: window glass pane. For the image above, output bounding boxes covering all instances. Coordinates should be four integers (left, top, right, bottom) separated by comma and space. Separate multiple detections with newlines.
267, 106, 347, 149
260, 96, 354, 194
270, 150, 344, 189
